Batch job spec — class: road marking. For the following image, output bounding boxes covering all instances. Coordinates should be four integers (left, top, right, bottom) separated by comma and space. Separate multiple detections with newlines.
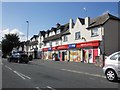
5, 65, 12, 70
47, 86, 56, 90
18, 72, 31, 79
35, 87, 41, 90
13, 71, 26, 80
61, 69, 106, 78
13, 71, 31, 80
4, 65, 31, 80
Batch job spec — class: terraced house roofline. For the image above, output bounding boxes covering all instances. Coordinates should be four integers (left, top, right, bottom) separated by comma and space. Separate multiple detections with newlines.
87, 13, 120, 29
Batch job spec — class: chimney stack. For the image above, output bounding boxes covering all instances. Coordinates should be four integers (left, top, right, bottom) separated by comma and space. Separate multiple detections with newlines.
69, 18, 73, 32
85, 17, 90, 28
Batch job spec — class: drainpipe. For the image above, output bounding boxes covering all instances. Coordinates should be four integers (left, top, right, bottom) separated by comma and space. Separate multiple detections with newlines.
101, 25, 105, 67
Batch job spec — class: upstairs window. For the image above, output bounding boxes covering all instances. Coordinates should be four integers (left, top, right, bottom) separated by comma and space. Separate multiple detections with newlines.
75, 32, 80, 40
56, 41, 58, 45
63, 35, 68, 42
91, 28, 99, 37
49, 41, 52, 46
44, 43, 46, 46
56, 29, 60, 34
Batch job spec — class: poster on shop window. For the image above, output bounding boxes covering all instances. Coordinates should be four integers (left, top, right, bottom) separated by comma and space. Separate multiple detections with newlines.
70, 50, 81, 62
83, 49, 93, 63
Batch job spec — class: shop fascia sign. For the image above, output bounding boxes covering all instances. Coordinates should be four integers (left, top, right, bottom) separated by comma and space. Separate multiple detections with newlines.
52, 47, 57, 51
57, 45, 68, 50
76, 41, 99, 48
48, 47, 52, 51
42, 48, 48, 51
68, 44, 76, 48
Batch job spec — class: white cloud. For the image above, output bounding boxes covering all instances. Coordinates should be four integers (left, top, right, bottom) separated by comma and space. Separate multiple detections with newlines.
0, 28, 27, 41
10, 29, 25, 36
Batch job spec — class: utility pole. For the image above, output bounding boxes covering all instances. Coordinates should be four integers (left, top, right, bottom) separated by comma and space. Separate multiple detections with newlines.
26, 21, 29, 55
83, 7, 87, 17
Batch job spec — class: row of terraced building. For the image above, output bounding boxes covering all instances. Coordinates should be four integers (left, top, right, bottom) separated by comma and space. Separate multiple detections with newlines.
19, 13, 120, 64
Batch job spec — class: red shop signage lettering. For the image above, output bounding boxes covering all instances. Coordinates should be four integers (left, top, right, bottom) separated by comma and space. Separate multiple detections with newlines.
76, 40, 99, 48
57, 45, 68, 50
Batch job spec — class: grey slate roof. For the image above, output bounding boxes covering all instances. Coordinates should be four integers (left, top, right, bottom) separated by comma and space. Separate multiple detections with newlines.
87, 13, 120, 29
62, 30, 71, 36
43, 23, 69, 42
78, 17, 85, 25
39, 31, 46, 37
30, 35, 39, 40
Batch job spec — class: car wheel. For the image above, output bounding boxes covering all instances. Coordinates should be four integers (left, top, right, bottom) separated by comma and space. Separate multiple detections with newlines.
8, 58, 11, 62
25, 61, 28, 64
15, 60, 18, 63
106, 69, 117, 82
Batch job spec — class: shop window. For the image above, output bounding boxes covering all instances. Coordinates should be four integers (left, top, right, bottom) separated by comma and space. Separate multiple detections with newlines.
75, 32, 80, 40
63, 35, 68, 42
91, 28, 99, 37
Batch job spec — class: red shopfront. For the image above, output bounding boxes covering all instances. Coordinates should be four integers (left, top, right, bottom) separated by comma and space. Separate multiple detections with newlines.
42, 45, 68, 61
42, 48, 48, 60
42, 40, 100, 63
57, 45, 68, 61
76, 40, 100, 63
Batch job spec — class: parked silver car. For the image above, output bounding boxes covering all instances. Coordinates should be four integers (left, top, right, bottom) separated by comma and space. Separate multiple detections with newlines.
103, 51, 120, 81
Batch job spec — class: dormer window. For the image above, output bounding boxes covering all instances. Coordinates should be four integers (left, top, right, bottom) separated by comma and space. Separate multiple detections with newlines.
56, 29, 60, 34
63, 35, 68, 42
51, 32, 53, 36
44, 43, 46, 46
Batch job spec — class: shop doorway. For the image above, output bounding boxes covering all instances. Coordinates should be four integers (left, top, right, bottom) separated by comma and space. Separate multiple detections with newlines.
82, 50, 86, 63
34, 51, 37, 59
62, 52, 65, 61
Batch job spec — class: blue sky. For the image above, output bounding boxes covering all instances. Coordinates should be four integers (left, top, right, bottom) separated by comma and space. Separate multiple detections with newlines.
1, 2, 118, 41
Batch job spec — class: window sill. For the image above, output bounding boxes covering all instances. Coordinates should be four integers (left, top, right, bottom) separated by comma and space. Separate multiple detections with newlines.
91, 35, 99, 37
63, 41, 68, 42
75, 38, 80, 40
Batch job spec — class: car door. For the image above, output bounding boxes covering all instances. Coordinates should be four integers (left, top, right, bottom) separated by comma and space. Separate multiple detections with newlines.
118, 53, 120, 77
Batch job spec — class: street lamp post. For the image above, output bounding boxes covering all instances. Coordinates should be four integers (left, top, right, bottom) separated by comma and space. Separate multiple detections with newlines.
26, 21, 29, 55
83, 7, 87, 17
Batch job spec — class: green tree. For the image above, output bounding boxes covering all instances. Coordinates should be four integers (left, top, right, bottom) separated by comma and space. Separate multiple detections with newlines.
2, 34, 20, 57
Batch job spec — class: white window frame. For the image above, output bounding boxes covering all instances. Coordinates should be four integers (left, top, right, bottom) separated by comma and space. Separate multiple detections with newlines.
49, 41, 52, 46
75, 32, 80, 40
44, 43, 46, 46
56, 41, 58, 45
63, 35, 68, 42
56, 29, 60, 34
91, 28, 99, 37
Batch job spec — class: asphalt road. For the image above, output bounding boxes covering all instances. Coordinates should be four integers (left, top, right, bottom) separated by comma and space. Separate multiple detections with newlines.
2, 58, 120, 89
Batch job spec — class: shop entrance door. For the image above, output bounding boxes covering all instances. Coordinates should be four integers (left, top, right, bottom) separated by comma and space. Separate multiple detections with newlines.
34, 51, 37, 59
62, 52, 65, 61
